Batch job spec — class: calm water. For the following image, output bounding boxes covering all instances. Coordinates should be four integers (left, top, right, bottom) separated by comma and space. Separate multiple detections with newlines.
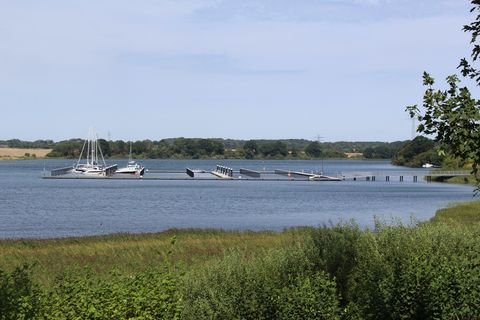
0, 159, 475, 239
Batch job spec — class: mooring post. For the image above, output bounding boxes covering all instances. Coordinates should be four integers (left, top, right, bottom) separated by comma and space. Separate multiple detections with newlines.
400, 176, 404, 182
386, 176, 390, 182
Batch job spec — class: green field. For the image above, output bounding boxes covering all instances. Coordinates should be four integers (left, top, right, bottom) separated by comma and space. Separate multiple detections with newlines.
1, 202, 480, 319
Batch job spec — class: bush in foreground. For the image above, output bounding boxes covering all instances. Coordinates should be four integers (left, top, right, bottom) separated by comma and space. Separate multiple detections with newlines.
181, 244, 341, 319
0, 264, 41, 319
348, 223, 480, 320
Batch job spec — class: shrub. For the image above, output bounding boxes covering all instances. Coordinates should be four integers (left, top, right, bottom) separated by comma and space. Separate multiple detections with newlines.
43, 267, 183, 319
181, 244, 341, 319
276, 272, 340, 320
348, 223, 480, 320
0, 264, 42, 320
308, 222, 362, 305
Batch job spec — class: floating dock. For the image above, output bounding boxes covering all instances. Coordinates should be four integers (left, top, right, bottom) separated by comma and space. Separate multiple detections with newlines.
43, 165, 471, 183
274, 169, 341, 181
43, 164, 342, 181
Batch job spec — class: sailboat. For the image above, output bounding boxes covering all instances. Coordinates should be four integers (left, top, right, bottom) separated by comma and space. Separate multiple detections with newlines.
115, 142, 146, 176
72, 129, 113, 176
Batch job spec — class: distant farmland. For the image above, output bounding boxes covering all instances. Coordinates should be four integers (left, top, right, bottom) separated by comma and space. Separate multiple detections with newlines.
0, 148, 52, 159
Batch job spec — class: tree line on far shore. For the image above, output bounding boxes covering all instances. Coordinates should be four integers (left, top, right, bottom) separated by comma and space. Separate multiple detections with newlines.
0, 136, 450, 167
1, 137, 428, 162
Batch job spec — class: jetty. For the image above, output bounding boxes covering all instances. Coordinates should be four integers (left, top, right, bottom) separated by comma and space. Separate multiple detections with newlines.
43, 165, 473, 183
341, 170, 472, 182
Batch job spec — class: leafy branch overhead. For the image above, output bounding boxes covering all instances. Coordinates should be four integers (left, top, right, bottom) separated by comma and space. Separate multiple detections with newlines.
407, 0, 480, 181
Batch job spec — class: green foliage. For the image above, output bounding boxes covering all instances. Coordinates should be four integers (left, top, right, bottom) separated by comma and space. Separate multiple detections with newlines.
3, 215, 480, 319
8, 136, 424, 160
259, 141, 289, 158
391, 136, 441, 167
43, 267, 183, 319
97, 138, 111, 157
275, 272, 340, 320
406, 73, 479, 170
348, 222, 480, 320
407, 1, 480, 184
0, 255, 183, 319
305, 141, 323, 158
243, 140, 259, 159
0, 139, 55, 149
308, 223, 362, 305
363, 145, 394, 159
429, 200, 480, 226
0, 264, 42, 319
47, 139, 84, 158
181, 245, 341, 319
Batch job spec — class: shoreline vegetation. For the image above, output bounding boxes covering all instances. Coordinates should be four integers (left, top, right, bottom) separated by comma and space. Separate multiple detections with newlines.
0, 137, 469, 173
1, 201, 479, 318
0, 138, 406, 161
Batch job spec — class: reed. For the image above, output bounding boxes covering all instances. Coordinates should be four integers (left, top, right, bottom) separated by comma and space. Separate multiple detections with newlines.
0, 228, 309, 287
429, 200, 480, 226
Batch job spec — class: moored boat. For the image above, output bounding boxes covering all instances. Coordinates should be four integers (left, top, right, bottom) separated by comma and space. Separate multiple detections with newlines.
115, 160, 145, 176
72, 129, 115, 176
115, 143, 145, 176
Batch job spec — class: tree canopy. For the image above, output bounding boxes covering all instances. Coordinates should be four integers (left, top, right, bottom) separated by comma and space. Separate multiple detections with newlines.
407, 0, 480, 184
391, 136, 442, 167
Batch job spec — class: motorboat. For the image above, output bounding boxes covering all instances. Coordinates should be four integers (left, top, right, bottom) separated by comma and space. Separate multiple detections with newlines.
115, 160, 145, 176
115, 143, 145, 176
422, 163, 440, 168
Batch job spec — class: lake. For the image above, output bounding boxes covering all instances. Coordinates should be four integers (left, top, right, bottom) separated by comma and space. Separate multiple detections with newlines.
0, 159, 475, 239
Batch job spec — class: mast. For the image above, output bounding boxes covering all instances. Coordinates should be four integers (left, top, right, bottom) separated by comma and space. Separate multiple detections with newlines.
76, 139, 87, 167
87, 132, 91, 166
129, 141, 133, 162
96, 132, 107, 167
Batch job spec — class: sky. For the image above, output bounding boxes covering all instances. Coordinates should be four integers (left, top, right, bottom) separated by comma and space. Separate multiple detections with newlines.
0, 0, 476, 142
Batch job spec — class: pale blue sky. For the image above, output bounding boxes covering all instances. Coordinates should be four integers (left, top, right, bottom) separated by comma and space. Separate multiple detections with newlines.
0, 0, 475, 142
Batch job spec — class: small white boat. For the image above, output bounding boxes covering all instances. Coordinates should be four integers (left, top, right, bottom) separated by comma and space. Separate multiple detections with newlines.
422, 163, 440, 168
116, 160, 145, 176
115, 143, 145, 176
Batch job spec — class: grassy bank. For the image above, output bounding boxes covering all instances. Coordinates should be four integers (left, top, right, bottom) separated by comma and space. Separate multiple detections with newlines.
0, 228, 308, 286
429, 200, 480, 226
1, 203, 480, 319
2, 201, 478, 279
431, 175, 477, 185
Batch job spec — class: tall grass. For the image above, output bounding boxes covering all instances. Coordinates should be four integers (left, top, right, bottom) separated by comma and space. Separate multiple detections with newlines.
0, 228, 308, 286
429, 200, 480, 226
